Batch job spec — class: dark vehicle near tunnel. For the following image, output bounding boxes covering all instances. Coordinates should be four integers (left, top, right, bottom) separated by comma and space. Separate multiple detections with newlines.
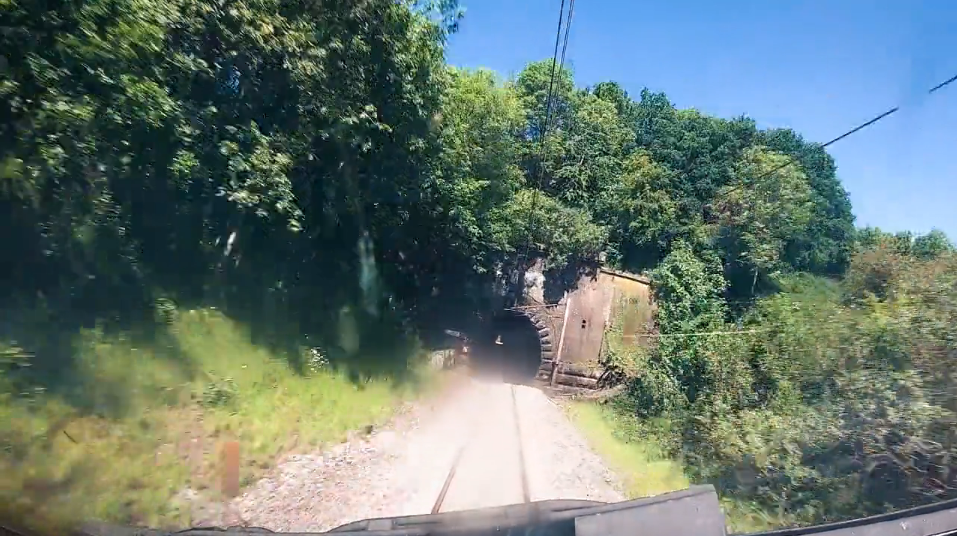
74, 485, 957, 536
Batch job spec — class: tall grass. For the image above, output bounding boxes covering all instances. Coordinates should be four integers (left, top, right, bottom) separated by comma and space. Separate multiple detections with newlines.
566, 401, 790, 534
566, 402, 688, 499
1, 308, 434, 531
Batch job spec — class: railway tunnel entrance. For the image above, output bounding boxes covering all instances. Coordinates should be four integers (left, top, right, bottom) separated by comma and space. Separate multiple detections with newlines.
470, 311, 544, 385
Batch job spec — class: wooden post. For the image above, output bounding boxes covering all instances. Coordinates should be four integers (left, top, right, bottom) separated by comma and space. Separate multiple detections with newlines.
220, 440, 240, 498
550, 294, 573, 386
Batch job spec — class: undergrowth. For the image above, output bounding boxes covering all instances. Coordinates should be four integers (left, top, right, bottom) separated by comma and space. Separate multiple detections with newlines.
566, 402, 688, 498
585, 245, 957, 533
1, 308, 435, 532
567, 401, 792, 534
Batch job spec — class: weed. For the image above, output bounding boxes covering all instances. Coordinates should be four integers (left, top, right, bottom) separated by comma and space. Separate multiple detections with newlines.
566, 402, 688, 499
201, 376, 238, 409
566, 401, 792, 534
0, 308, 432, 532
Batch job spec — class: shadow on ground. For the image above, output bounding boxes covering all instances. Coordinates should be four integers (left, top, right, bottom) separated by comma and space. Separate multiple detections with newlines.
0, 293, 196, 418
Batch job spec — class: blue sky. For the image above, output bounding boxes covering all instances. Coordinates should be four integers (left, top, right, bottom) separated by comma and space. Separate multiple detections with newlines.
444, 0, 957, 237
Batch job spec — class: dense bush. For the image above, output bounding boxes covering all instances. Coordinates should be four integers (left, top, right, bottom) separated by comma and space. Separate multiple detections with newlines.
610, 233, 957, 526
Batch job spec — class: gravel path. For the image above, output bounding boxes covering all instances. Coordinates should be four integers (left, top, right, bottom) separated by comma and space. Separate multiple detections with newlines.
514, 384, 625, 503
192, 377, 624, 532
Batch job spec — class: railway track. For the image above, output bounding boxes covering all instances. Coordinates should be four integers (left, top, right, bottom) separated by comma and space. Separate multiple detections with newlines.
430, 379, 531, 514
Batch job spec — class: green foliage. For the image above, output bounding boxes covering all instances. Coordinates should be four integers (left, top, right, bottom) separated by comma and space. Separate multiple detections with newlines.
615, 245, 957, 528
200, 376, 238, 409
912, 229, 954, 259
493, 189, 608, 268
596, 151, 678, 268
548, 91, 632, 208
712, 147, 814, 293
0, 0, 860, 336
0, 309, 426, 529
651, 242, 727, 333
2, 1, 917, 531
514, 59, 576, 140
757, 128, 856, 275
431, 67, 526, 272
614, 242, 730, 416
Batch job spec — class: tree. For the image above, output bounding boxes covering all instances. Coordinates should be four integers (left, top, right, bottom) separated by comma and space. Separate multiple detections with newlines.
913, 229, 954, 260
547, 92, 631, 209
758, 128, 856, 275
0, 0, 465, 338
591, 81, 639, 140
513, 59, 575, 141
711, 147, 814, 296
627, 91, 760, 252
432, 68, 525, 265
595, 151, 679, 270
491, 189, 607, 269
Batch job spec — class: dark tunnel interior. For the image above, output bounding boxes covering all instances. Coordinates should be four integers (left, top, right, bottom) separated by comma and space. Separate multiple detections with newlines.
469, 311, 543, 385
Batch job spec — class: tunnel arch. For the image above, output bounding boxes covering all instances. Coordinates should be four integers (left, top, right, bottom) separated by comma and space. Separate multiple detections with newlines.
470, 308, 554, 384
522, 308, 555, 365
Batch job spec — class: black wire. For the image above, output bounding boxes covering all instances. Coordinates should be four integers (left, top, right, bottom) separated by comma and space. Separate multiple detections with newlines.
534, 0, 576, 188
713, 72, 957, 203
515, 0, 572, 282
557, 0, 576, 75
539, 0, 567, 142
552, 0, 577, 152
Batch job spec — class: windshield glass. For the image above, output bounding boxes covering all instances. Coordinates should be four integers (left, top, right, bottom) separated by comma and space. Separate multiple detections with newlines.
2, 0, 956, 534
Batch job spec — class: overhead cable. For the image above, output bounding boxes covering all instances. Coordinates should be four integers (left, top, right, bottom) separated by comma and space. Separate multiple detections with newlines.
714, 72, 957, 202
515, 0, 576, 279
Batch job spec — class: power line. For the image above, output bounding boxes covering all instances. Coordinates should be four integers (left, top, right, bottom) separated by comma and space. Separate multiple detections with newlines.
713, 72, 957, 203
557, 0, 576, 75
515, 0, 575, 282
537, 0, 567, 144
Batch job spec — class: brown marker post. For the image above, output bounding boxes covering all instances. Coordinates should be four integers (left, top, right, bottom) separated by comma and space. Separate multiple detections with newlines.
221, 440, 240, 498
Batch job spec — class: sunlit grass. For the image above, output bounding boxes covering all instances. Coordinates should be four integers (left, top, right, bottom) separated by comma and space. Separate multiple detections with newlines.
0, 308, 433, 532
565, 401, 789, 535
566, 402, 689, 498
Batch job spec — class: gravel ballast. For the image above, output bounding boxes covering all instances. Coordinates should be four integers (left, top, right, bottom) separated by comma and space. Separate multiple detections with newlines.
188, 377, 625, 531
